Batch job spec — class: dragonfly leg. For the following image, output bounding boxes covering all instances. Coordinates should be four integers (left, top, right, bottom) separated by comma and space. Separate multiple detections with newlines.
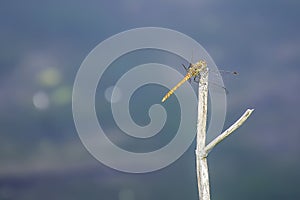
181, 64, 188, 71
194, 75, 200, 83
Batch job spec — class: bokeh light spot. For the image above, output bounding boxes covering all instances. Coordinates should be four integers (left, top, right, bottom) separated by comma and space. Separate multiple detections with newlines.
33, 91, 49, 110
37, 67, 62, 87
51, 86, 72, 105
119, 189, 135, 200
105, 86, 122, 103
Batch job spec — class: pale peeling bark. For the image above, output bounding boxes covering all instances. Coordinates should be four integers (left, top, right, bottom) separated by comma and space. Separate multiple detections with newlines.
195, 69, 254, 200
196, 69, 210, 200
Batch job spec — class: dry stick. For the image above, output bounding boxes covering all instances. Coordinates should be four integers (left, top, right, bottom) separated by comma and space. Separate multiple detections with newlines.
196, 69, 210, 200
204, 109, 254, 155
195, 68, 254, 200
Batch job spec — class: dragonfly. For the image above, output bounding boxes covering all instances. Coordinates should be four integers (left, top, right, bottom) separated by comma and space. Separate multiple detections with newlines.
161, 60, 237, 102
162, 60, 208, 102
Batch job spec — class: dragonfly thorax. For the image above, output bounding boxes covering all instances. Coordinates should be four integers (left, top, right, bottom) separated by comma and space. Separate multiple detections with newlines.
188, 60, 207, 76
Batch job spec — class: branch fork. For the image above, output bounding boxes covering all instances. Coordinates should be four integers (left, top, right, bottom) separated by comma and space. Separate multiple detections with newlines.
196, 68, 254, 200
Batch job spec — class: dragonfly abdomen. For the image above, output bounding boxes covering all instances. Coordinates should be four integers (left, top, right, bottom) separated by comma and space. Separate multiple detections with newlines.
161, 73, 192, 102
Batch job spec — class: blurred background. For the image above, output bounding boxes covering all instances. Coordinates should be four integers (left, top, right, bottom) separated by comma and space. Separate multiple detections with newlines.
1, 0, 300, 199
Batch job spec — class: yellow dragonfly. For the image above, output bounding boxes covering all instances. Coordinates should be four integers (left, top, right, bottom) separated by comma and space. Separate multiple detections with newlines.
161, 60, 238, 102
162, 60, 208, 102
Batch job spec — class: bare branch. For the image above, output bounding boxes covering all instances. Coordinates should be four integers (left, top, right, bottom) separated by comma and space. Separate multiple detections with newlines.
196, 68, 210, 200
204, 109, 254, 154
193, 62, 254, 200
